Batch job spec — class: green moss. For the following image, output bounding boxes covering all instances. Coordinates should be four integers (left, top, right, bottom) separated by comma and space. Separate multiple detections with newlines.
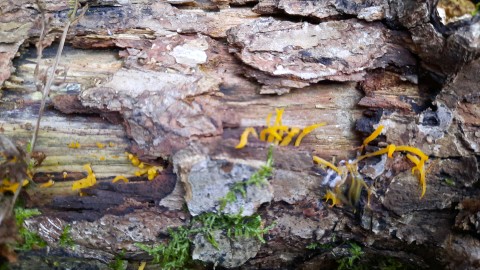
135, 147, 275, 269
337, 243, 364, 270
108, 251, 127, 270
59, 225, 75, 248
444, 177, 456, 186
135, 226, 191, 270
219, 146, 273, 210
135, 212, 274, 269
14, 207, 47, 251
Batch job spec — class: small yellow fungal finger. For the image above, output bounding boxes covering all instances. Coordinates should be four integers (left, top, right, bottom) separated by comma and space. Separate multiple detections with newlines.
83, 164, 93, 175
313, 156, 341, 175
40, 179, 55, 188
112, 175, 129, 183
362, 125, 384, 147
96, 142, 105, 149
324, 190, 340, 207
135, 169, 148, 177
260, 126, 288, 142
109, 142, 115, 147
22, 179, 29, 187
235, 127, 258, 149
387, 144, 396, 158
266, 113, 273, 127
419, 167, 426, 198
68, 141, 81, 149
274, 108, 284, 125
130, 156, 141, 166
356, 147, 389, 162
138, 261, 147, 270
279, 128, 300, 146
406, 154, 427, 198
63, 172, 68, 179
294, 123, 327, 147
147, 168, 157, 180
406, 154, 420, 165
395, 146, 429, 161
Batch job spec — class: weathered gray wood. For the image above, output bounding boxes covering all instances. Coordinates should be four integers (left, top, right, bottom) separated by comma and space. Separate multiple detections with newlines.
0, 0, 479, 269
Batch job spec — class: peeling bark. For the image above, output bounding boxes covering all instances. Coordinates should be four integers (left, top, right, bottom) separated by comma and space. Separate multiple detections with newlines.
0, 0, 479, 269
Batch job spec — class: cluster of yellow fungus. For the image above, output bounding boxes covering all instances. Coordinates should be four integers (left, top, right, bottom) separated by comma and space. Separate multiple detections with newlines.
126, 152, 163, 181
68, 141, 81, 149
0, 179, 29, 194
235, 108, 326, 149
96, 142, 106, 149
314, 125, 429, 208
72, 164, 96, 190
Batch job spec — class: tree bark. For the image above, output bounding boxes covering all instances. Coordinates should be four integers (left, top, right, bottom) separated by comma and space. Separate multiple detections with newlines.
0, 0, 479, 269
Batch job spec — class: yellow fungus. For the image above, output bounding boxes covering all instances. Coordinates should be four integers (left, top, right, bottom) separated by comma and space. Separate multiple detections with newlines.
96, 142, 105, 149
138, 261, 146, 270
235, 127, 258, 149
109, 142, 115, 147
259, 126, 288, 142
63, 172, 68, 179
395, 146, 428, 161
0, 182, 19, 194
387, 144, 396, 158
324, 190, 340, 207
22, 179, 29, 187
72, 164, 96, 191
40, 180, 55, 188
274, 108, 284, 126
99, 156, 106, 161
406, 154, 427, 198
132, 158, 140, 166
294, 123, 326, 146
68, 141, 81, 149
356, 147, 389, 162
147, 168, 157, 180
313, 156, 341, 175
362, 125, 384, 147
134, 169, 147, 177
265, 113, 273, 127
279, 128, 300, 146
112, 175, 129, 183
270, 108, 285, 141
84, 164, 93, 175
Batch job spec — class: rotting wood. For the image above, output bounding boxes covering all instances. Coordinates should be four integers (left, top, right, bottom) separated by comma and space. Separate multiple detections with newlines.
0, 0, 479, 269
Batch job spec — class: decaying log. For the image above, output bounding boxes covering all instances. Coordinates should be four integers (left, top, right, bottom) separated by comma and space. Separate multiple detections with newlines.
0, 0, 479, 269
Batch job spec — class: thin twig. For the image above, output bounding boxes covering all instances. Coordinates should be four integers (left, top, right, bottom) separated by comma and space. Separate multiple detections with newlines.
30, 20, 72, 152
33, 0, 47, 84
30, 2, 88, 152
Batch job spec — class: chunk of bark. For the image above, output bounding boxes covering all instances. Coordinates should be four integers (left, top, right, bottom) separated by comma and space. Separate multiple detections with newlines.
227, 18, 415, 94
253, 0, 387, 22
80, 68, 223, 159
192, 230, 261, 268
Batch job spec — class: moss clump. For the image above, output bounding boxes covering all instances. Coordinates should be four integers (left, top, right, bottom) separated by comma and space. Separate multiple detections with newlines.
135, 212, 273, 270
59, 225, 75, 248
108, 251, 127, 270
219, 146, 273, 210
14, 207, 46, 251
